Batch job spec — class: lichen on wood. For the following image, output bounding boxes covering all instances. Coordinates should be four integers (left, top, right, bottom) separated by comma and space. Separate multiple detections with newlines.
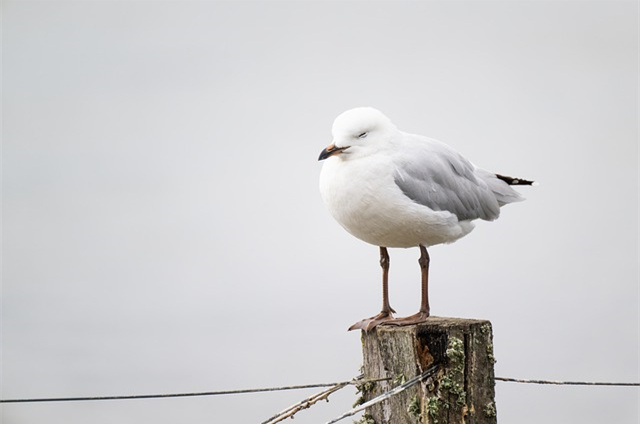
360, 317, 497, 424
353, 413, 376, 424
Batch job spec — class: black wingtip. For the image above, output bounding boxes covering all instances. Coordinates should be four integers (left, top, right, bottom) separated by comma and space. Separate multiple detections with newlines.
495, 173, 535, 186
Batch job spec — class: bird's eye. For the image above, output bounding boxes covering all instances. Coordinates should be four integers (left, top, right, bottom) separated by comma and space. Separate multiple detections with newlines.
358, 132, 368, 139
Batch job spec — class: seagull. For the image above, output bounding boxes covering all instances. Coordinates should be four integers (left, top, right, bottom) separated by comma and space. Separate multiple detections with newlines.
318, 107, 533, 331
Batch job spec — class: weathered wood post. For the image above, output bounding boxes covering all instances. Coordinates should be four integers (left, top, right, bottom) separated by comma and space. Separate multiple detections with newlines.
358, 317, 497, 424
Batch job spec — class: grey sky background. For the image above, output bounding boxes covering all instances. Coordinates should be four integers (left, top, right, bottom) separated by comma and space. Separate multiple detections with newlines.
2, 1, 638, 423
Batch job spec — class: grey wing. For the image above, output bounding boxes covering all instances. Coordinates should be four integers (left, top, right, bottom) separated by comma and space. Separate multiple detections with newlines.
393, 141, 501, 221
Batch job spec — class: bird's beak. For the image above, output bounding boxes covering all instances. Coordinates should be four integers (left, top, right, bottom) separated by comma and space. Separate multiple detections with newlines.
318, 144, 350, 161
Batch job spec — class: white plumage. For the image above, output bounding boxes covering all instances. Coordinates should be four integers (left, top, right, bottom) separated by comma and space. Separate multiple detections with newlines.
320, 107, 525, 248
318, 107, 532, 330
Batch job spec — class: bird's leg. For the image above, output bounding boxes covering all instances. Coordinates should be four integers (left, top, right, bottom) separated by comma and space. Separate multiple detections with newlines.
348, 247, 396, 331
379, 246, 396, 315
387, 245, 431, 326
418, 244, 431, 315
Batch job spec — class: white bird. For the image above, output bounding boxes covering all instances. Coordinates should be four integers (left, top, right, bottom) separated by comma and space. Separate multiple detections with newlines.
318, 107, 533, 331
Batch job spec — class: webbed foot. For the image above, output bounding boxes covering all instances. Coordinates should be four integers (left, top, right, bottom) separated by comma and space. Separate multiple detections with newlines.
385, 311, 430, 326
348, 310, 395, 332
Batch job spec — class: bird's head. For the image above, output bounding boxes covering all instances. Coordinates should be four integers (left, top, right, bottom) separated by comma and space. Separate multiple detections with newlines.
318, 107, 398, 161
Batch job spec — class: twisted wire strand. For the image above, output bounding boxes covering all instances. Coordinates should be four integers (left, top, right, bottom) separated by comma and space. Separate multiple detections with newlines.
495, 377, 640, 386
0, 377, 389, 404
325, 363, 441, 424
1, 374, 637, 404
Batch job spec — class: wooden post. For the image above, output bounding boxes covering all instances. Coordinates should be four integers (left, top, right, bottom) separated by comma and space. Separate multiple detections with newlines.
358, 317, 497, 424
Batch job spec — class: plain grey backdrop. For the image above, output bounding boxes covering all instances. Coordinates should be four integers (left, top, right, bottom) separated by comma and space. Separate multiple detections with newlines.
2, 1, 638, 423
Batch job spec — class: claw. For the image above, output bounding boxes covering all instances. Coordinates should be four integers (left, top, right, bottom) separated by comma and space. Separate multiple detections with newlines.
348, 311, 395, 331
385, 311, 430, 327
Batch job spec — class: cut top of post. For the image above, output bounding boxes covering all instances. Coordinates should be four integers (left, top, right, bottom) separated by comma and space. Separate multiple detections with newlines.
359, 317, 497, 424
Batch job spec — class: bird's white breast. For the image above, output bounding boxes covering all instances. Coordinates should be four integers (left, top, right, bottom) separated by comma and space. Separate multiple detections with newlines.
319, 153, 474, 248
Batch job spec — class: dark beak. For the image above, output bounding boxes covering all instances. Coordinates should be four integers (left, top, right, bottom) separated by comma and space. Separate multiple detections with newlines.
318, 144, 350, 161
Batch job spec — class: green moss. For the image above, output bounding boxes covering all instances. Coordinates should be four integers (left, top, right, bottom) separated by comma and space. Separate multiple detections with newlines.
446, 337, 465, 375
440, 375, 466, 407
486, 340, 497, 364
446, 337, 464, 359
393, 373, 406, 385
407, 395, 422, 420
480, 324, 497, 364
433, 337, 466, 409
353, 375, 377, 408
427, 396, 440, 423
353, 413, 376, 424
484, 401, 497, 417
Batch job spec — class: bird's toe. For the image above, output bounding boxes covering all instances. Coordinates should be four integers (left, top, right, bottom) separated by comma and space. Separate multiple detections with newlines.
348, 311, 395, 332
385, 311, 431, 327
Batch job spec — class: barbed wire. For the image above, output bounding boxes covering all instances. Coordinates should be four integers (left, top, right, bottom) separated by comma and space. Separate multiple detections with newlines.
1, 374, 637, 404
